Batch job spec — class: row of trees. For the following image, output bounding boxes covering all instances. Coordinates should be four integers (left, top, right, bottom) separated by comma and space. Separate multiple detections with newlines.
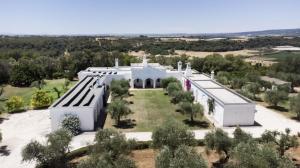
21, 119, 299, 168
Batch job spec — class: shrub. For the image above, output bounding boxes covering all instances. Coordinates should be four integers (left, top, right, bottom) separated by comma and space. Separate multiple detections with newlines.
166, 82, 182, 97
171, 91, 194, 104
264, 90, 288, 107
290, 93, 300, 120
61, 114, 81, 135
31, 90, 53, 109
161, 77, 180, 89
6, 96, 24, 113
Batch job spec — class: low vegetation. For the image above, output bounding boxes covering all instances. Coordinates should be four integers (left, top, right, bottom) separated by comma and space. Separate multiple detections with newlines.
62, 114, 81, 136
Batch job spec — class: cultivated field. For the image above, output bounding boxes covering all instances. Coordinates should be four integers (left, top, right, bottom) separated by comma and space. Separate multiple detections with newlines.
104, 89, 211, 132
175, 49, 259, 58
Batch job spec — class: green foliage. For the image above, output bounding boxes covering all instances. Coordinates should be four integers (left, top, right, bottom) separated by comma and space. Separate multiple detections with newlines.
204, 128, 232, 158
166, 82, 182, 97
264, 90, 288, 107
30, 90, 53, 109
22, 129, 73, 168
242, 83, 261, 98
179, 102, 204, 123
0, 59, 10, 84
161, 77, 180, 89
110, 79, 130, 99
233, 126, 253, 145
260, 128, 298, 156
61, 114, 81, 136
10, 58, 43, 87
207, 98, 215, 115
226, 142, 295, 168
107, 99, 132, 126
230, 78, 246, 89
155, 145, 208, 168
171, 91, 194, 104
290, 93, 300, 119
77, 129, 136, 168
5, 96, 24, 113
30, 80, 46, 90
152, 119, 196, 152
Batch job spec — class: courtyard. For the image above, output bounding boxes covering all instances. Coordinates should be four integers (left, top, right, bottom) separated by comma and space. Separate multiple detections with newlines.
104, 89, 212, 131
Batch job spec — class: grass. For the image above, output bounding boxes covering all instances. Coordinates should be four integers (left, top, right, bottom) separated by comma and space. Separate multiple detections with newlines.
263, 51, 300, 61
104, 89, 211, 132
0, 79, 77, 113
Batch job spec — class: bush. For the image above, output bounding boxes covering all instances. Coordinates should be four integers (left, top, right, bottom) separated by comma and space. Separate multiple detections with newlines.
166, 82, 182, 97
31, 90, 53, 109
61, 114, 81, 135
171, 91, 194, 104
5, 96, 25, 113
161, 77, 180, 89
264, 90, 288, 107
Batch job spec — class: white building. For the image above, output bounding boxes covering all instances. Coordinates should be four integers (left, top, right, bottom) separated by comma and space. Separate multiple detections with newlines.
49, 55, 256, 131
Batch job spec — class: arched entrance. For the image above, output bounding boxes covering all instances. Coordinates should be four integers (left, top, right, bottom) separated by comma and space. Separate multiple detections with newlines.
145, 78, 154, 88
156, 78, 161, 88
133, 78, 143, 88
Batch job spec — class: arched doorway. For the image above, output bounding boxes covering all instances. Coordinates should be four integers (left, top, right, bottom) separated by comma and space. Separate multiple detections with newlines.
134, 78, 143, 88
156, 78, 161, 88
145, 78, 154, 88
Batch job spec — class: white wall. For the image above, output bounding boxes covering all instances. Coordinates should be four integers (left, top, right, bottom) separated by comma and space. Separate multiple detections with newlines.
223, 104, 255, 126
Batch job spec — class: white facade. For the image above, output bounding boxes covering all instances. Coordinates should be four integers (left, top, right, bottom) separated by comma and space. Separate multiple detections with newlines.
49, 56, 256, 131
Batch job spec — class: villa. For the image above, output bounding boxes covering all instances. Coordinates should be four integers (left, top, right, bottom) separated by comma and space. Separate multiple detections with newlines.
49, 56, 256, 131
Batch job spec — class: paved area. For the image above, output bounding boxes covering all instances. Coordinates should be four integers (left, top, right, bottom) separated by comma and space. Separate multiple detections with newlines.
1, 104, 300, 168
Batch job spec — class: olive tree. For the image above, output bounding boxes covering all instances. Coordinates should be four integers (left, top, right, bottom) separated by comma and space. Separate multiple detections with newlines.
290, 93, 300, 120
110, 79, 130, 99
260, 128, 298, 156
77, 129, 136, 168
204, 128, 232, 161
107, 99, 133, 126
179, 101, 204, 123
264, 90, 288, 107
156, 145, 208, 168
161, 77, 180, 89
171, 91, 194, 104
152, 119, 196, 152
166, 82, 182, 97
22, 129, 73, 168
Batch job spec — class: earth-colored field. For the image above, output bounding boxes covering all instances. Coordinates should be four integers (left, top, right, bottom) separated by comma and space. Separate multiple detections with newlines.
175, 49, 259, 58
104, 89, 211, 132
0, 79, 76, 113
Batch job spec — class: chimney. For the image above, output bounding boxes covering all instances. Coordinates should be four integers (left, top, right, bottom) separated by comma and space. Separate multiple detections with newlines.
184, 62, 192, 77
142, 54, 147, 67
178, 61, 182, 72
211, 70, 215, 80
115, 58, 119, 69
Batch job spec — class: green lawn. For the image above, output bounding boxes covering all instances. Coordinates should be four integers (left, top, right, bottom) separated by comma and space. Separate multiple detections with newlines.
0, 79, 77, 113
104, 89, 211, 132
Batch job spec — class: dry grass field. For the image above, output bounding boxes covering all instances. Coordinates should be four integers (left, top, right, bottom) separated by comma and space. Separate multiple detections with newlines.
175, 49, 259, 58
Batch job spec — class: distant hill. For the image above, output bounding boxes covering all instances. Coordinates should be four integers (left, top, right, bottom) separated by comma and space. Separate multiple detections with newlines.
211, 28, 300, 37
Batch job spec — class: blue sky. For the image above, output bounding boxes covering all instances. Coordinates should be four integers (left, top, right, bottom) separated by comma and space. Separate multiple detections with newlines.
0, 0, 300, 34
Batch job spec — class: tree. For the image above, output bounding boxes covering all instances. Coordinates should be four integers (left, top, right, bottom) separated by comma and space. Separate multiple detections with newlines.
290, 93, 300, 120
260, 128, 298, 156
77, 129, 136, 168
53, 87, 62, 98
242, 83, 261, 99
0, 59, 11, 84
204, 128, 232, 161
264, 90, 288, 107
226, 142, 295, 168
161, 77, 180, 89
61, 114, 81, 135
110, 79, 130, 99
179, 101, 204, 123
152, 119, 196, 152
233, 126, 252, 145
22, 129, 73, 168
166, 82, 182, 97
171, 91, 194, 104
30, 90, 53, 109
107, 99, 132, 126
5, 96, 24, 113
155, 145, 208, 168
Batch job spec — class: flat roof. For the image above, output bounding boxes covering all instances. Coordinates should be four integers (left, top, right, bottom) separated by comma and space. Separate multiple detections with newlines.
195, 80, 222, 89
189, 74, 211, 81
51, 75, 105, 108
205, 88, 248, 104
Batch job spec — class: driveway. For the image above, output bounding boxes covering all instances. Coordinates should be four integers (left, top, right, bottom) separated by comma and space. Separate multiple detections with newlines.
1, 105, 300, 168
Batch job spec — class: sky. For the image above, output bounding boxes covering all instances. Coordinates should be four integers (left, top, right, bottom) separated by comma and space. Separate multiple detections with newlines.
0, 0, 300, 35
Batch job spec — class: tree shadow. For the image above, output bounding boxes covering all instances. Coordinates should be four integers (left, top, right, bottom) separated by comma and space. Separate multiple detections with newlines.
128, 93, 134, 97
182, 119, 210, 128
267, 105, 289, 112
0, 117, 9, 124
113, 119, 136, 129
0, 146, 10, 156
